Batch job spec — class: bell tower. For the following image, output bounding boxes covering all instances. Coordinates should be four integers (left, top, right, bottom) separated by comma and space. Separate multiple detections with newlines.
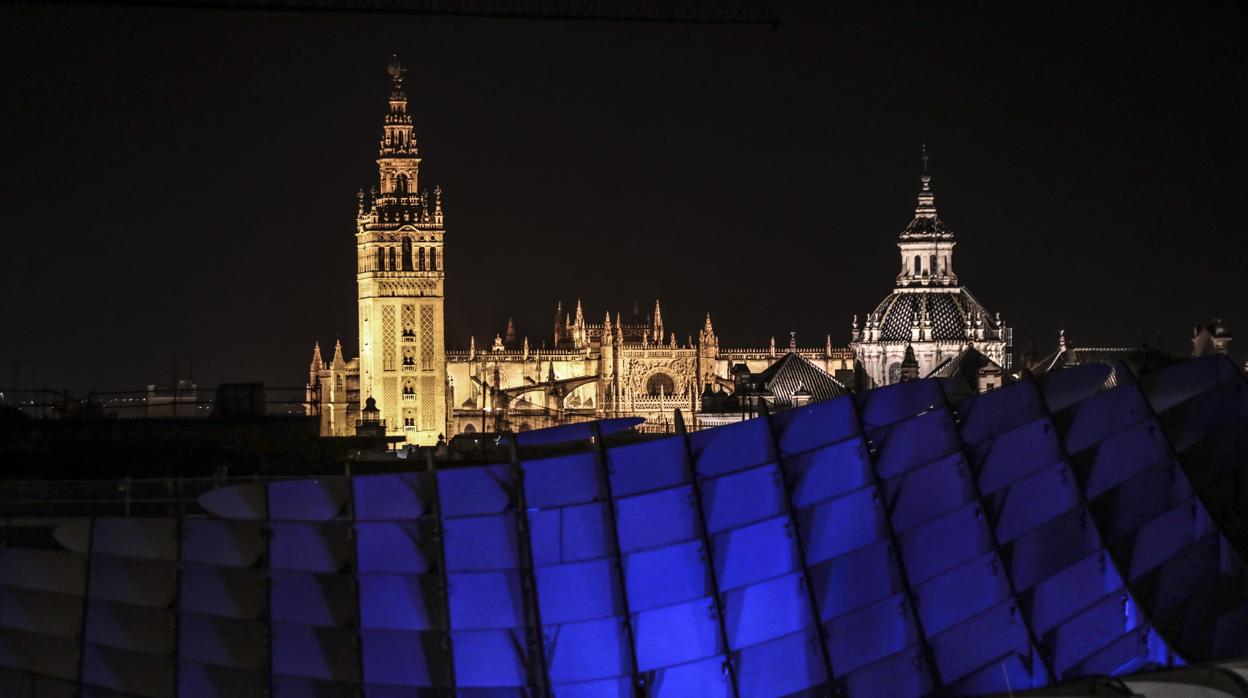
895, 145, 958, 288
356, 55, 448, 444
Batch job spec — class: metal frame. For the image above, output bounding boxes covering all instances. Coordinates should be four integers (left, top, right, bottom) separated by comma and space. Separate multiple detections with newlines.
73, 518, 97, 690
590, 421, 644, 694
1024, 372, 1169, 672
938, 383, 1058, 684
850, 396, 944, 691
506, 435, 552, 697
674, 409, 740, 697
756, 401, 838, 688
425, 449, 458, 693
34, 0, 781, 26
346, 476, 367, 688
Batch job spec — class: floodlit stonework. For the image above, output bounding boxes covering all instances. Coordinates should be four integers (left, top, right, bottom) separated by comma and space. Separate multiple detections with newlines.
850, 147, 1011, 391
306, 63, 1010, 441
304, 57, 852, 441
444, 304, 853, 435
309, 56, 448, 445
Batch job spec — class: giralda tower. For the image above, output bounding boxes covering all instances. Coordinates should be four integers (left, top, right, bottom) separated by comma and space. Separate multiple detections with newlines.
356, 55, 448, 444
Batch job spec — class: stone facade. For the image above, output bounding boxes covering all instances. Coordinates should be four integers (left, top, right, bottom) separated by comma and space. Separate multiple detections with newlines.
445, 305, 853, 435
305, 58, 852, 441
850, 148, 1011, 389
308, 56, 447, 445
307, 64, 1017, 441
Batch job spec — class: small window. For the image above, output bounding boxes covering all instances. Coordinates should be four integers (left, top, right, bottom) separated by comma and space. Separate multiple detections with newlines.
394, 173, 408, 194
929, 254, 937, 275
402, 238, 413, 271
377, 247, 385, 271
430, 248, 438, 271
389, 247, 396, 271
418, 247, 426, 271
913, 255, 921, 276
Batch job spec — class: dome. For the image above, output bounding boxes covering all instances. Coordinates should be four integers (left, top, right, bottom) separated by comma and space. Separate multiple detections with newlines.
867, 288, 998, 342
901, 214, 952, 239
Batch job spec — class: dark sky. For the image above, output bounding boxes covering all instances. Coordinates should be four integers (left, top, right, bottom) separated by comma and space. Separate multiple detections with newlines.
1, 1, 1245, 392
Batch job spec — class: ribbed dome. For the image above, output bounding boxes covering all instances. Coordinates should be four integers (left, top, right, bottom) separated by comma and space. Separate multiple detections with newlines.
868, 289, 996, 342
901, 214, 952, 239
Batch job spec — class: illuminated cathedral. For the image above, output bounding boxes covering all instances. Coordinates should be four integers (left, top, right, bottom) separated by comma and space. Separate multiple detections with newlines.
849, 148, 1012, 394
306, 58, 1010, 443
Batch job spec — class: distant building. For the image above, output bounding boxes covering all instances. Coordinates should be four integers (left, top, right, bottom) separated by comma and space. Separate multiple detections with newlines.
306, 57, 853, 442
850, 148, 1012, 390
1191, 317, 1233, 358
308, 66, 1028, 441
1025, 328, 1177, 384
307, 56, 447, 445
695, 351, 849, 428
1023, 317, 1241, 386
144, 379, 198, 418
443, 306, 852, 435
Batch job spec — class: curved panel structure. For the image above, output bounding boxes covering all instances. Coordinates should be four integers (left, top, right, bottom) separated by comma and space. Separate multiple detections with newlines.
2, 355, 1248, 697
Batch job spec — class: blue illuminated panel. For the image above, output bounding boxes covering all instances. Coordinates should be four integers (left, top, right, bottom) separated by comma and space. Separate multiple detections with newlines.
3, 356, 1248, 696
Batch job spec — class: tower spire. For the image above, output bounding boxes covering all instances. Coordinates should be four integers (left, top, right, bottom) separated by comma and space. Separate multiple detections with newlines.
310, 342, 324, 373
914, 144, 936, 220
354, 56, 447, 445
376, 54, 421, 202
572, 299, 587, 348
896, 144, 956, 287
381, 55, 416, 158
332, 338, 345, 367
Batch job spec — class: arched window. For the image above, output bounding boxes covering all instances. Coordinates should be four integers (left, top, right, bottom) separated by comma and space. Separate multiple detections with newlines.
887, 362, 902, 385
389, 247, 396, 271
377, 247, 385, 271
418, 247, 426, 271
913, 255, 921, 276
944, 255, 949, 273
929, 254, 937, 275
646, 373, 676, 397
430, 247, 438, 271
394, 173, 408, 194
402, 238, 413, 271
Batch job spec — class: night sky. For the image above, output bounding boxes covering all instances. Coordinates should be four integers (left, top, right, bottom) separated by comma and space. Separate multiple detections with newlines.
2, 1, 1244, 393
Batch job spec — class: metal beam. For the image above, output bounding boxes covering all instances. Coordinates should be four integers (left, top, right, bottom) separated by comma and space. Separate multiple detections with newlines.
674, 408, 740, 697
32, 0, 779, 26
